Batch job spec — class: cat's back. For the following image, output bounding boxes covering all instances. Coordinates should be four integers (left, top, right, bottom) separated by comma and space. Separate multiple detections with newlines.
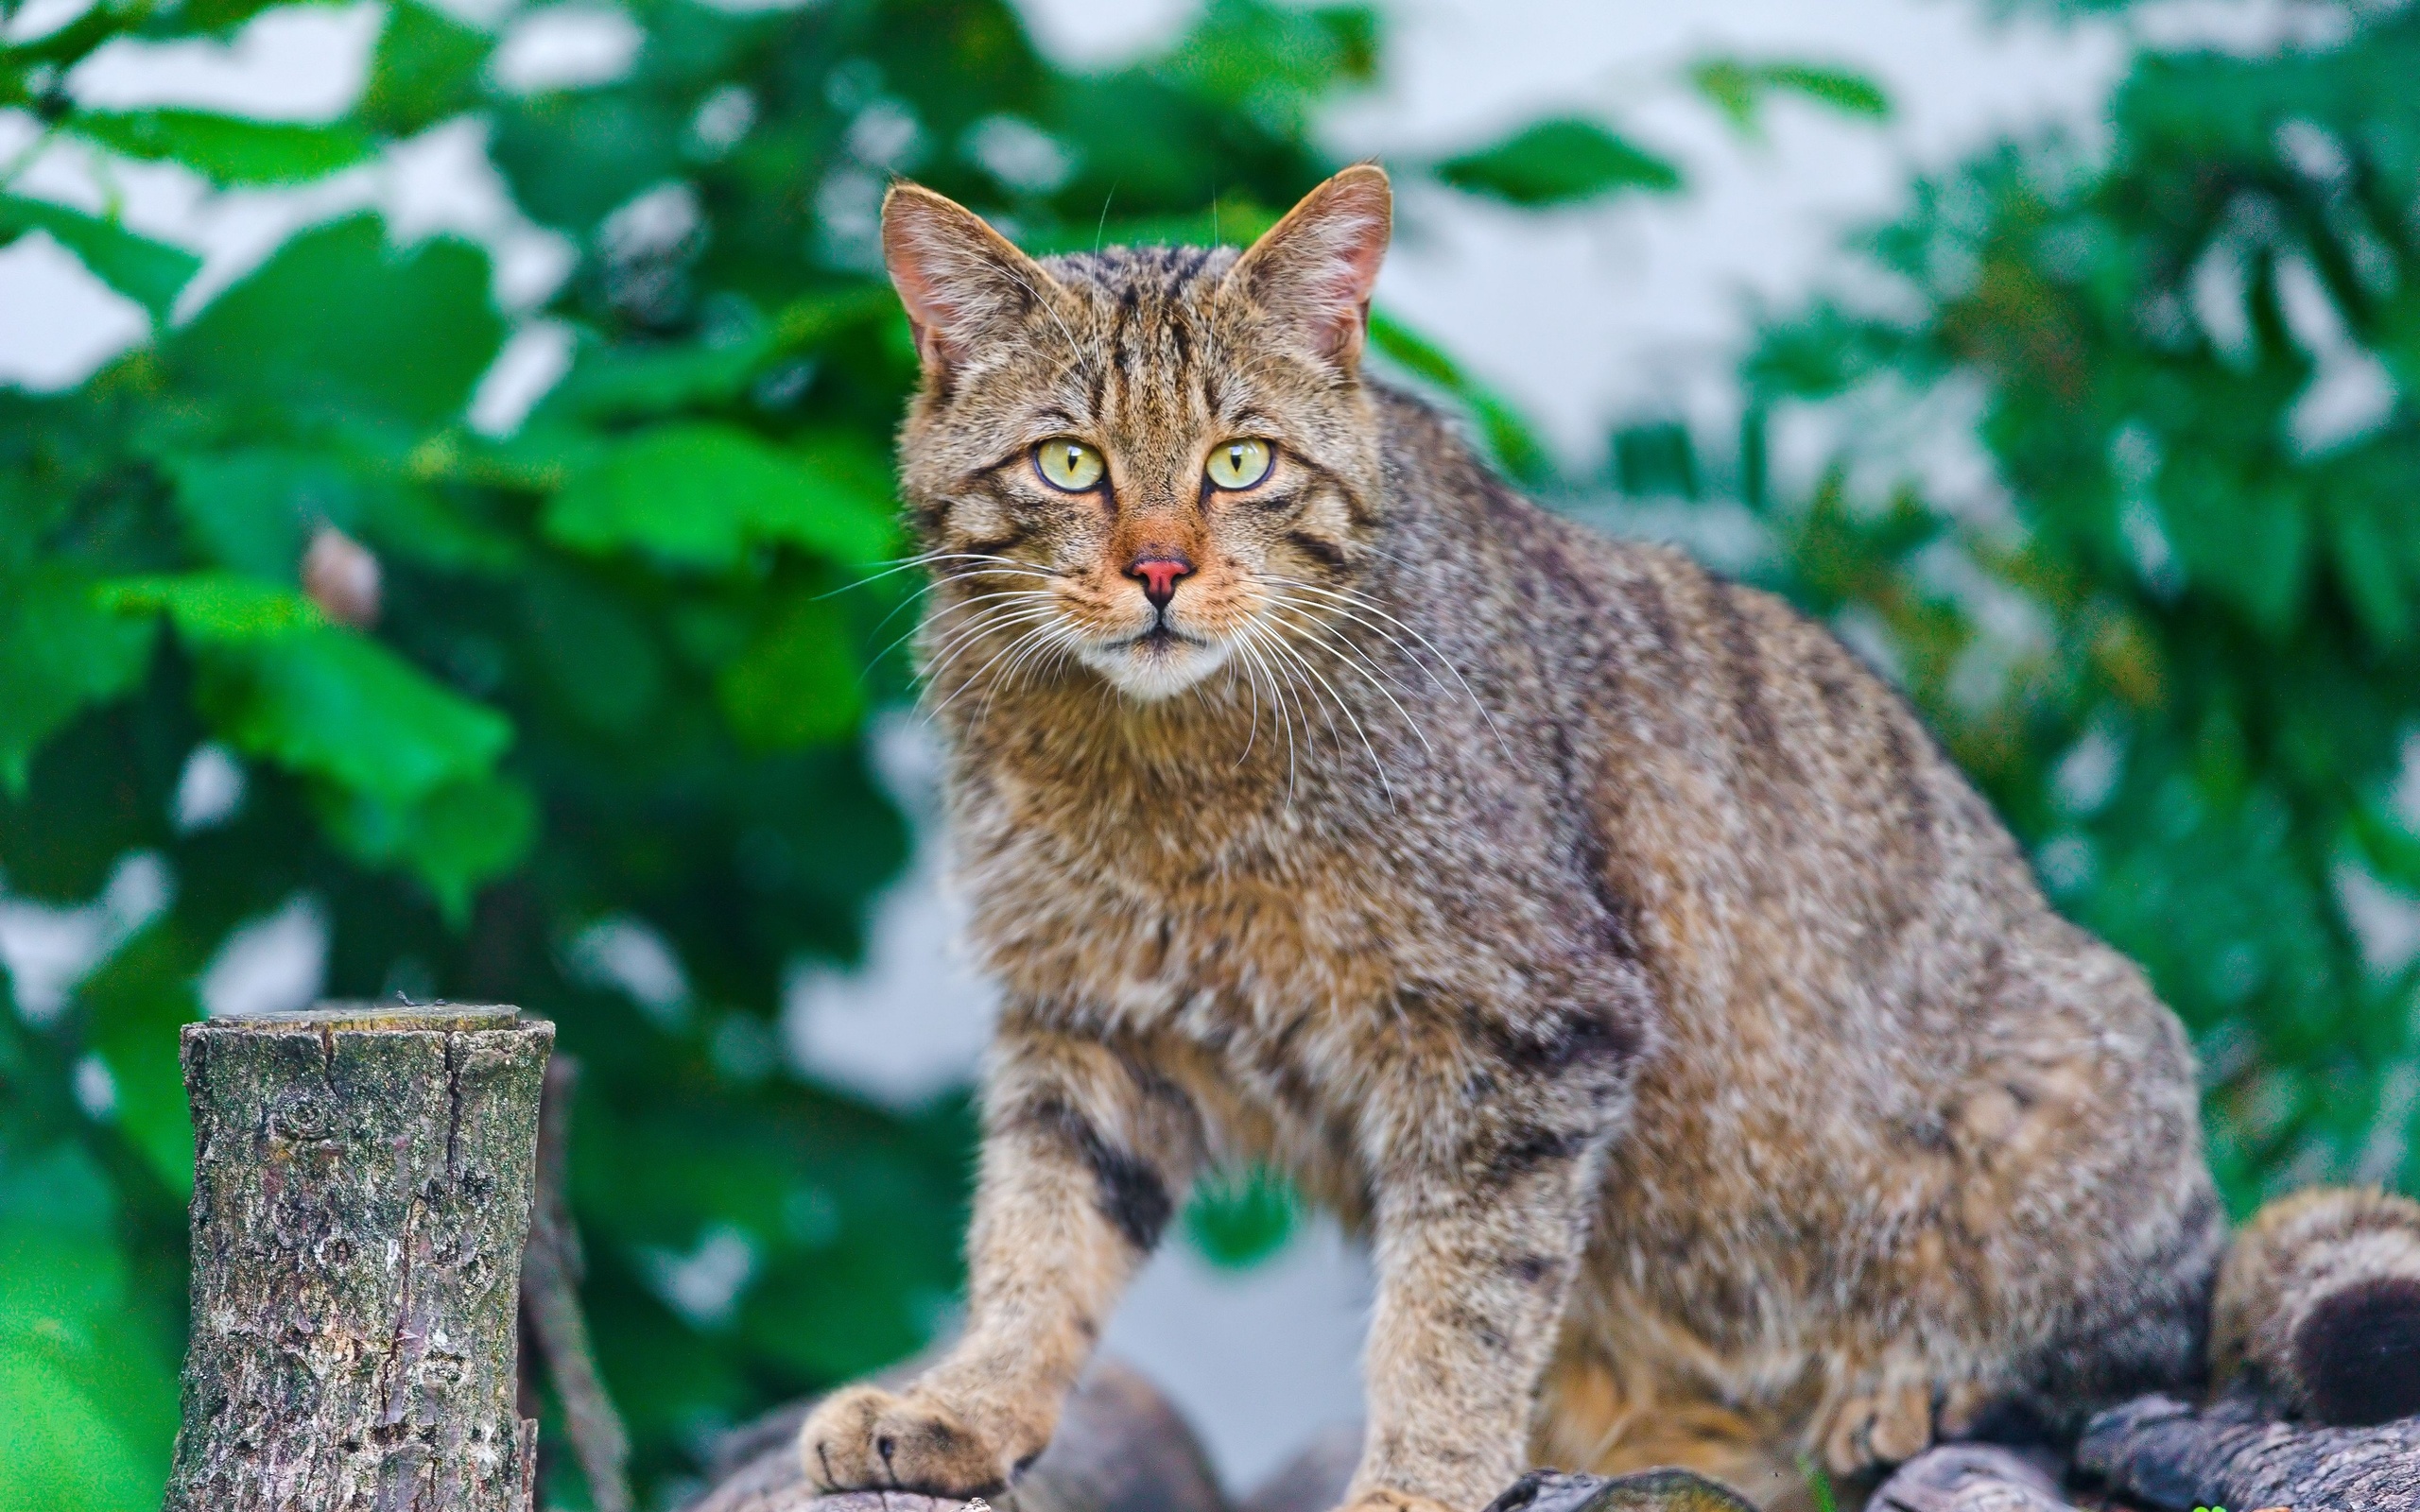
1366, 386, 2043, 987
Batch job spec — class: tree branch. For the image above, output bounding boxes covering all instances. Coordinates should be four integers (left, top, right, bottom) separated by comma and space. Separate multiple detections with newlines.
2077, 1392, 2420, 1512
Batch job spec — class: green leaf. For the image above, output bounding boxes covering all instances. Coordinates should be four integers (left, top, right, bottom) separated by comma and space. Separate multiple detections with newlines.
362, 0, 492, 135
75, 923, 205, 1194
316, 773, 538, 924
716, 595, 864, 751
70, 110, 374, 186
521, 567, 664, 732
105, 577, 510, 805
538, 333, 774, 426
1760, 63, 1891, 118
0, 573, 156, 797
0, 195, 198, 318
1183, 1165, 1298, 1268
0, 1146, 178, 1512
2155, 465, 2310, 633
193, 628, 513, 807
163, 449, 338, 578
1692, 59, 1891, 135
545, 423, 896, 571
1435, 118, 1682, 206
170, 215, 505, 428
771, 284, 921, 352
98, 574, 324, 644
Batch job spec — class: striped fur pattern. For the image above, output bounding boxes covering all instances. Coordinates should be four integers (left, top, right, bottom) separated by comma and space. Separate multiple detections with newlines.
787, 168, 2392, 1511
2212, 1186, 2420, 1427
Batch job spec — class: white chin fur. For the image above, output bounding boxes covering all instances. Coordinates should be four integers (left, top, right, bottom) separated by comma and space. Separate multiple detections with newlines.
1077, 636, 1233, 700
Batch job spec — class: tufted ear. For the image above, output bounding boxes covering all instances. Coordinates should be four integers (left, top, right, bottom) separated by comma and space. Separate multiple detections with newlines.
881, 182, 1061, 374
1226, 164, 1392, 369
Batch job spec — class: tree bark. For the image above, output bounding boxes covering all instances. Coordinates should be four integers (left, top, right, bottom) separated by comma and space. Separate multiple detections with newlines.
162, 1003, 552, 1512
2076, 1393, 2420, 1512
1476, 1469, 1758, 1512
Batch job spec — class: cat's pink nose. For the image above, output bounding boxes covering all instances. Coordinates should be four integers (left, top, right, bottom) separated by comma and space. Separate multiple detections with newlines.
1128, 555, 1193, 608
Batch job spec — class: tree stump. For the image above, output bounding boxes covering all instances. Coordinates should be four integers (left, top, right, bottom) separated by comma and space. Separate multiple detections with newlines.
162, 1003, 553, 1512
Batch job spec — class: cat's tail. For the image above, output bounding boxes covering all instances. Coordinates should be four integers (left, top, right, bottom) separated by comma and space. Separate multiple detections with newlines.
2210, 1184, 2420, 1425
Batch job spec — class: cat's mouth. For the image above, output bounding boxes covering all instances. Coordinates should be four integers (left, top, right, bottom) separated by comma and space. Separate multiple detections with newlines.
1106, 620, 1207, 652
1077, 616, 1233, 699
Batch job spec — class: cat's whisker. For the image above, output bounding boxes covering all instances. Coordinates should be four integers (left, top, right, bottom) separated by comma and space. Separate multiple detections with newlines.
1272, 632, 1396, 805
1247, 615, 1387, 803
914, 604, 1067, 698
812, 546, 972, 600
1258, 598, 1439, 762
816, 548, 1056, 602
1261, 575, 1513, 760
1258, 582, 1449, 688
1226, 643, 1267, 771
920, 616, 1067, 727
858, 566, 1064, 661
976, 620, 1082, 726
880, 590, 1058, 674
1233, 619, 1304, 802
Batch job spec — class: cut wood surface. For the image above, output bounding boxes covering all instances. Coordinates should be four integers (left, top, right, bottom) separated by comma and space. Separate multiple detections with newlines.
162, 1003, 551, 1512
2076, 1393, 2420, 1512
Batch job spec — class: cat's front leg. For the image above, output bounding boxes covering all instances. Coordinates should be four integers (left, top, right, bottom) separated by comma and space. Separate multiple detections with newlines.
1342, 1006, 1635, 1512
799, 1014, 1203, 1498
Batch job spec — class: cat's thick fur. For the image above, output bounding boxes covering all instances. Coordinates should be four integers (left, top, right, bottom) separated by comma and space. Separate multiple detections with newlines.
796, 168, 2420, 1511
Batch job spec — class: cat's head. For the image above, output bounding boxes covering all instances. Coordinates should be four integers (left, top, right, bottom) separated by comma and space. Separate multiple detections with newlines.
882, 167, 1392, 702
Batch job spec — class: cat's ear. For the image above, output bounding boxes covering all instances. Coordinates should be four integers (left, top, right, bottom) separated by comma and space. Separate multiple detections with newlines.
1227, 164, 1392, 368
882, 182, 1060, 374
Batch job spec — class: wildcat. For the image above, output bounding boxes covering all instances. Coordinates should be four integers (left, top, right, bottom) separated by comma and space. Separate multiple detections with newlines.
796, 167, 2420, 1511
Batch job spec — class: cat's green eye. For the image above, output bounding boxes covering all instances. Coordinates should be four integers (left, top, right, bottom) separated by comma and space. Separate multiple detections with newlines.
1205, 438, 1274, 490
1034, 438, 1105, 491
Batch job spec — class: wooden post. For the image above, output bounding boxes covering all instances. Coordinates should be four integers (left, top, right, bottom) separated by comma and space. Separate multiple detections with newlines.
162, 1003, 552, 1512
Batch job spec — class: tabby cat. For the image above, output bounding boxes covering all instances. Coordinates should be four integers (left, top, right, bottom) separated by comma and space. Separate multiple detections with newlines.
796, 167, 2420, 1511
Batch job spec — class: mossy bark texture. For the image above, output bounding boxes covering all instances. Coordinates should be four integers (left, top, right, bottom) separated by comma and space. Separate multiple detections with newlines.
162, 1005, 552, 1512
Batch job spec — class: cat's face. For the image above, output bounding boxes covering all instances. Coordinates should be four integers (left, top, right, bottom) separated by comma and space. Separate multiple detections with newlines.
883, 169, 1391, 702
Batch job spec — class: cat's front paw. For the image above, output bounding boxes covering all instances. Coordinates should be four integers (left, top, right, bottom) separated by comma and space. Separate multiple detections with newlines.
1816, 1371, 1933, 1474
797, 1383, 1020, 1497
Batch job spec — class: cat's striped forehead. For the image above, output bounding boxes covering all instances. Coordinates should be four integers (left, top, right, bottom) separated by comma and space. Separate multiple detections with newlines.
1015, 244, 1258, 430
1040, 243, 1242, 301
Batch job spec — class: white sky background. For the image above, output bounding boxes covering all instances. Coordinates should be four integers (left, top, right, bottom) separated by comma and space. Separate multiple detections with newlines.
0, 0, 2357, 1494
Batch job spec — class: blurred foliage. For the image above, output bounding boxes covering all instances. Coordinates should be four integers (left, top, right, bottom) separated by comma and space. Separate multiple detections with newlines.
1689, 58, 1892, 139
1724, 4, 2420, 1209
0, 0, 1690, 1506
